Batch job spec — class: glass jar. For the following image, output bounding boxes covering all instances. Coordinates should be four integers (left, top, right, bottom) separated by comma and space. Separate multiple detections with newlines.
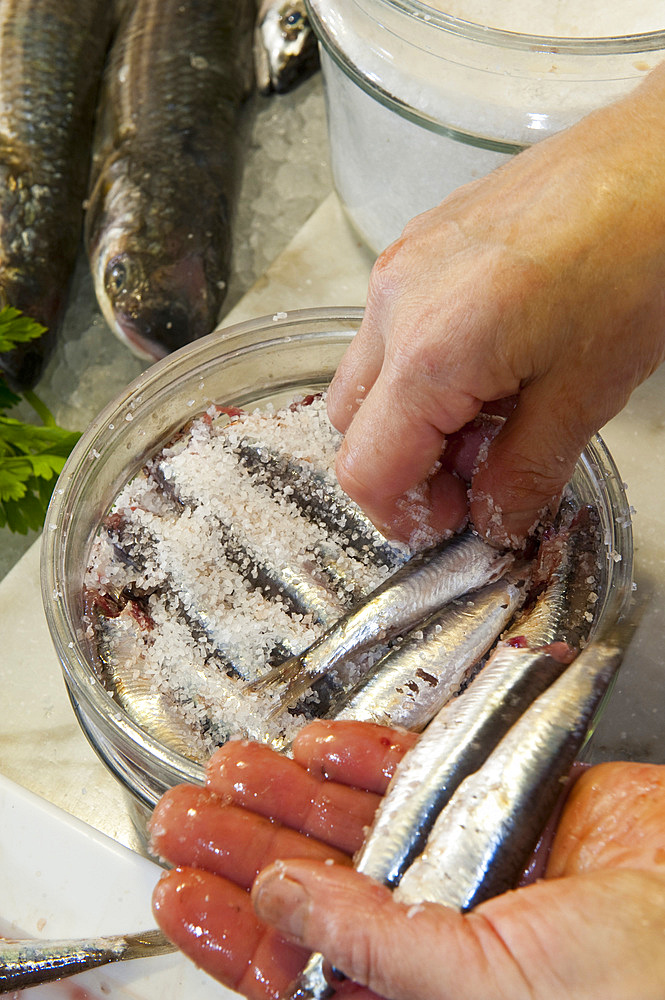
41, 307, 633, 844
305, 0, 665, 252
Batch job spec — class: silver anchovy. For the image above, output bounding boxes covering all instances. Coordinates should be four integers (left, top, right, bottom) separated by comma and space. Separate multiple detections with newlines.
149, 446, 381, 623
504, 502, 602, 649
287, 637, 626, 1000
332, 571, 530, 731
395, 636, 626, 910
251, 530, 515, 711
253, 0, 319, 94
92, 602, 206, 755
285, 514, 607, 1000
233, 435, 409, 572
0, 929, 175, 993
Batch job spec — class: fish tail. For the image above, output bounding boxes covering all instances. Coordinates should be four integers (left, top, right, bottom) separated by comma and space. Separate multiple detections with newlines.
245, 653, 304, 693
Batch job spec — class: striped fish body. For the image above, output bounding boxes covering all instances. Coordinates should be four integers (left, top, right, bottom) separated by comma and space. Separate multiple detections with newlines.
85, 0, 255, 360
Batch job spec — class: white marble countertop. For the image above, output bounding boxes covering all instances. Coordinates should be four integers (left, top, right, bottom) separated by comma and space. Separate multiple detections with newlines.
0, 190, 664, 864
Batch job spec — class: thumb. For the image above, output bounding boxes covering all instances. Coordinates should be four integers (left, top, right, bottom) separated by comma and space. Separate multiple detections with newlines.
469, 381, 594, 547
250, 860, 523, 1000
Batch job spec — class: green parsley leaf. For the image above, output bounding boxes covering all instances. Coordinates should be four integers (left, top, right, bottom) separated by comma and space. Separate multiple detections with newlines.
0, 308, 81, 534
0, 305, 46, 353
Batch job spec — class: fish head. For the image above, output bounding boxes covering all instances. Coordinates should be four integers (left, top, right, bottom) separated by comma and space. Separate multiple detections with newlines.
86, 157, 230, 361
254, 0, 319, 94
99, 248, 222, 360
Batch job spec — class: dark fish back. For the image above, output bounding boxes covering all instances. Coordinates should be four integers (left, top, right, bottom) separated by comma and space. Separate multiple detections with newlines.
0, 0, 116, 389
85, 0, 256, 357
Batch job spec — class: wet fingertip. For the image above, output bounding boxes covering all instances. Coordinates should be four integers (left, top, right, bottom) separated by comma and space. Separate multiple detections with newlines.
252, 866, 310, 942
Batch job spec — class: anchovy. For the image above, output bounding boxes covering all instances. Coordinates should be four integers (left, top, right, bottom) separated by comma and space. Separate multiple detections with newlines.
286, 514, 605, 1000
90, 599, 209, 756
233, 435, 409, 571
112, 484, 349, 632
505, 503, 602, 649
289, 636, 626, 1000
149, 430, 392, 615
97, 511, 305, 681
253, 0, 319, 94
251, 530, 515, 711
395, 636, 626, 910
0, 929, 175, 993
0, 0, 116, 389
332, 571, 530, 731
85, 0, 255, 360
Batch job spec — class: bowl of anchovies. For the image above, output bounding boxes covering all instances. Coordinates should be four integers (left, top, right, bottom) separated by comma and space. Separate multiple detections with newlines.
41, 306, 634, 842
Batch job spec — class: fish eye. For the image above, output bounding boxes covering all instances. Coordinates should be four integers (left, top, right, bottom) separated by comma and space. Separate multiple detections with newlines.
105, 256, 131, 296
282, 9, 304, 38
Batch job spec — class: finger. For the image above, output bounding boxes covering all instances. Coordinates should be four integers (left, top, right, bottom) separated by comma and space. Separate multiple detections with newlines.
440, 410, 511, 481
292, 720, 417, 793
153, 866, 307, 1000
327, 311, 386, 433
470, 379, 594, 547
205, 740, 381, 854
252, 859, 665, 1000
250, 860, 528, 1000
547, 761, 665, 878
148, 785, 350, 887
333, 383, 471, 545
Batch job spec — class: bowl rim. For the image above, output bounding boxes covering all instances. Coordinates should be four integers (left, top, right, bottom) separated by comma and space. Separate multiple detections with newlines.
40, 304, 635, 799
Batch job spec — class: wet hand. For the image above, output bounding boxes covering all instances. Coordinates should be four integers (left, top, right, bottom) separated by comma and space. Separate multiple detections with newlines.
150, 722, 665, 1000
327, 63, 665, 548
149, 721, 416, 999
251, 760, 665, 1000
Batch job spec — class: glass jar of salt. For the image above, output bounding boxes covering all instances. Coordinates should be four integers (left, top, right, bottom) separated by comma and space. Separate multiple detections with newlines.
305, 0, 665, 253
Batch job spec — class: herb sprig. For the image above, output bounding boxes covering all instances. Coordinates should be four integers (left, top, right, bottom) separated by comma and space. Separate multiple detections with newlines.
0, 307, 81, 533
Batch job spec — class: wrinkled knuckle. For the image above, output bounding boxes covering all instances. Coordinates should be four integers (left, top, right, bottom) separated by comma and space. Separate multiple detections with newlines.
368, 246, 404, 301
497, 455, 569, 507
335, 449, 374, 508
347, 933, 383, 991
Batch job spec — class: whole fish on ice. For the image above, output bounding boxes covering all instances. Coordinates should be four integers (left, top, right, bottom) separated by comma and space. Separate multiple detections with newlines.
253, 0, 319, 94
0, 0, 116, 390
85, 0, 255, 360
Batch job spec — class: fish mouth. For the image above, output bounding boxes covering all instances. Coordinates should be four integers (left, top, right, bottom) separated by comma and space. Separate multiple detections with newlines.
111, 304, 190, 361
98, 251, 223, 360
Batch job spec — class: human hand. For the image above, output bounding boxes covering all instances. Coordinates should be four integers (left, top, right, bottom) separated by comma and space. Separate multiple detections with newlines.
149, 721, 417, 998
150, 720, 665, 1000
327, 63, 665, 548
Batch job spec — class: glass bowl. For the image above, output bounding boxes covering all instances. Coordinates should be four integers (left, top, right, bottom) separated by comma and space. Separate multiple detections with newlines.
41, 306, 634, 841
305, 0, 665, 251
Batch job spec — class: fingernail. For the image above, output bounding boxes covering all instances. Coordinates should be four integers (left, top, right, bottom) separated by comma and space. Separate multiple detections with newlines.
252, 869, 310, 941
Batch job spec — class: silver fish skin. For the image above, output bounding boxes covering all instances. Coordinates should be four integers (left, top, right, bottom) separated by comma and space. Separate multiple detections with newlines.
395, 637, 625, 911
333, 572, 530, 731
284, 652, 578, 1000
85, 0, 255, 360
93, 603, 205, 756
253, 0, 319, 94
0, 929, 175, 992
352, 509, 601, 885
284, 516, 604, 1000
234, 435, 409, 571
288, 638, 625, 1000
505, 503, 601, 649
254, 530, 515, 709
